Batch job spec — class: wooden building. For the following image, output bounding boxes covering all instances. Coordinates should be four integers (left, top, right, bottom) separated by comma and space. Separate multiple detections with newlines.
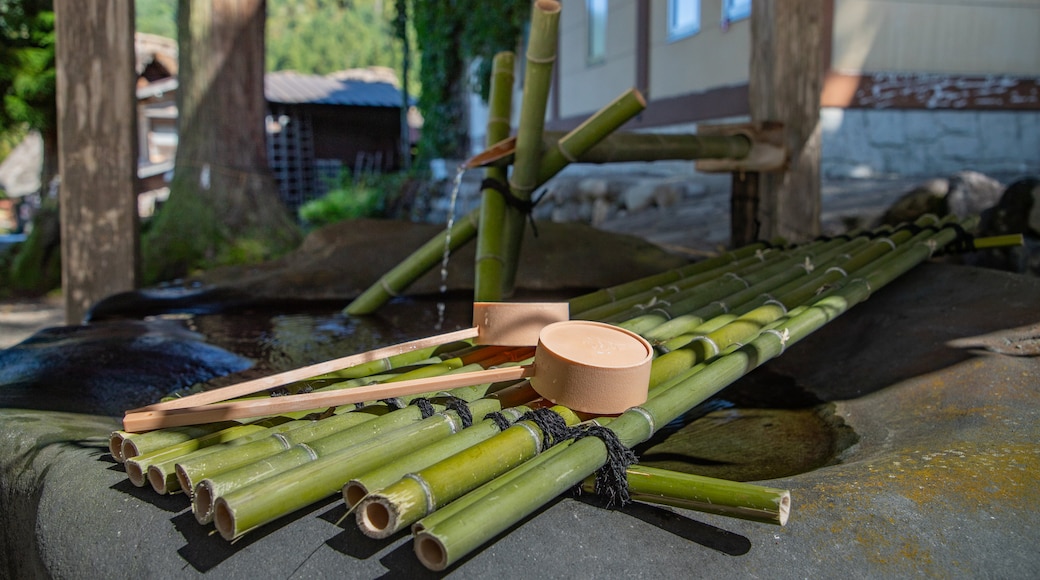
535, 0, 1039, 178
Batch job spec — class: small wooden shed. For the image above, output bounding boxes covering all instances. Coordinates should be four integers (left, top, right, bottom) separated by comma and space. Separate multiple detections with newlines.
264, 69, 405, 212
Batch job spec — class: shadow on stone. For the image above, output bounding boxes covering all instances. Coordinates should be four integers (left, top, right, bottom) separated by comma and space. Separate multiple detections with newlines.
577, 494, 752, 556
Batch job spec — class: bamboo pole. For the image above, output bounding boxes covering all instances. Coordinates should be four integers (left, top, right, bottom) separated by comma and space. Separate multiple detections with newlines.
122, 417, 293, 489
467, 131, 753, 168
211, 399, 505, 540
583, 465, 790, 526
356, 405, 582, 539
499, 0, 561, 297
411, 218, 975, 570
474, 52, 516, 302
568, 243, 770, 315
112, 422, 241, 462
343, 405, 531, 507
344, 208, 480, 315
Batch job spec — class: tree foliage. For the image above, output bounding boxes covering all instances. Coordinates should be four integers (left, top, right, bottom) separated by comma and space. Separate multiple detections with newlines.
405, 0, 529, 161
0, 0, 55, 137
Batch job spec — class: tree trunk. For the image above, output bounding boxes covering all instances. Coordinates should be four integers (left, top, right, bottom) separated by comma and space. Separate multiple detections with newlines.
746, 0, 823, 244
143, 0, 299, 284
54, 0, 140, 323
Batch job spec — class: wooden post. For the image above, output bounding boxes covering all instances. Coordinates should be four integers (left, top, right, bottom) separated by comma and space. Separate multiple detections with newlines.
54, 1, 140, 323
735, 0, 823, 245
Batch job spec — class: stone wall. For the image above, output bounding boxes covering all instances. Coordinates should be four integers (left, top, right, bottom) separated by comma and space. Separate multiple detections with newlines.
821, 108, 1040, 179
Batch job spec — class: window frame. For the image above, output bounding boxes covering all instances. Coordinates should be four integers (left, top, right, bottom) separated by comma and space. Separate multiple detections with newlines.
667, 0, 701, 42
586, 0, 608, 65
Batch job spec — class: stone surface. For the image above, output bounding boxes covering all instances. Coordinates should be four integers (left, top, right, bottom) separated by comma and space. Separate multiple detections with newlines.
2, 263, 1038, 578
0, 320, 252, 416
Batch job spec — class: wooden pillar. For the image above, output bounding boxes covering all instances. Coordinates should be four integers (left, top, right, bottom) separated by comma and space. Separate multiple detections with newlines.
736, 0, 823, 245
54, 1, 140, 323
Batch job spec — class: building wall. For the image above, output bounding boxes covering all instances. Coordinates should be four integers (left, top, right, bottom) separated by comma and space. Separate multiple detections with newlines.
832, 0, 1040, 76
647, 0, 749, 99
557, 0, 640, 119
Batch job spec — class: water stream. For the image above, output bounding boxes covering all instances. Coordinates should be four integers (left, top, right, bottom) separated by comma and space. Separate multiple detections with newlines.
435, 165, 467, 329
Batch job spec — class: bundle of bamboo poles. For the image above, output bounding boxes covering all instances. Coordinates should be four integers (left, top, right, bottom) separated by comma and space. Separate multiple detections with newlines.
110, 212, 992, 570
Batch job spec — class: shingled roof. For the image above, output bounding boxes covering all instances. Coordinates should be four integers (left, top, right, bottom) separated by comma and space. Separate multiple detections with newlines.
264, 68, 403, 108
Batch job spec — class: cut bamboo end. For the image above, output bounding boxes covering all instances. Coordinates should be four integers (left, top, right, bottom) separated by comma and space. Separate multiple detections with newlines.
124, 459, 147, 487
414, 531, 449, 571
778, 491, 792, 526
343, 481, 368, 508
193, 480, 218, 524
357, 495, 401, 539
109, 432, 128, 462
147, 465, 174, 495
213, 498, 237, 541
121, 437, 143, 460
176, 465, 195, 500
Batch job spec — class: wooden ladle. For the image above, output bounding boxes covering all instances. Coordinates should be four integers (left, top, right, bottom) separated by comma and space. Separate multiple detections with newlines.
122, 318, 652, 433
124, 302, 567, 414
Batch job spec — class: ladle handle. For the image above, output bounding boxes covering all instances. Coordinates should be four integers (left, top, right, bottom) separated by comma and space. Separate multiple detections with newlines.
122, 365, 532, 432
127, 326, 482, 413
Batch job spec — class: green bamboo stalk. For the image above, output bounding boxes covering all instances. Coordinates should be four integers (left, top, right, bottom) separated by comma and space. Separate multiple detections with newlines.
122, 417, 293, 489
343, 405, 531, 507
211, 399, 504, 540
577, 250, 786, 323
471, 131, 754, 168
112, 421, 241, 462
498, 0, 561, 299
474, 52, 517, 302
193, 393, 505, 525
148, 415, 328, 495
536, 89, 646, 185
411, 218, 974, 570
345, 208, 480, 315
569, 243, 771, 317
613, 237, 847, 334
356, 405, 582, 539
582, 465, 790, 525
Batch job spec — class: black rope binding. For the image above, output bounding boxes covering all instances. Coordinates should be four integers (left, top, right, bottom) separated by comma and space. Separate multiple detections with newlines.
484, 411, 513, 432
480, 177, 547, 237
380, 397, 406, 410
443, 396, 474, 428
938, 222, 976, 255
518, 407, 577, 449
574, 425, 639, 508
409, 397, 437, 419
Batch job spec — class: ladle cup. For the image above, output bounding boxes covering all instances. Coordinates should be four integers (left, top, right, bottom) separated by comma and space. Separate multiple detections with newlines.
121, 318, 653, 432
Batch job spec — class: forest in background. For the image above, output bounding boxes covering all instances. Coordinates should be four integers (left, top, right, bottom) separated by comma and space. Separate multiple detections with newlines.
135, 0, 417, 89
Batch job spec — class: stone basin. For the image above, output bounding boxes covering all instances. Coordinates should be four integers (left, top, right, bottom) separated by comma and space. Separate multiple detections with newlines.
1, 262, 1038, 578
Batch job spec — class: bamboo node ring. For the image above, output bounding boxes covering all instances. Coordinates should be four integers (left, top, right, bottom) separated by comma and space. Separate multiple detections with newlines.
691, 336, 720, 357
711, 300, 730, 314
299, 443, 319, 461
379, 278, 399, 297
273, 433, 293, 450
628, 406, 656, 435
516, 422, 545, 454
763, 299, 788, 314
875, 237, 897, 250
437, 411, 460, 434
826, 266, 849, 277
526, 53, 557, 64
763, 328, 791, 353
557, 142, 579, 163
404, 473, 437, 515
724, 272, 751, 288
